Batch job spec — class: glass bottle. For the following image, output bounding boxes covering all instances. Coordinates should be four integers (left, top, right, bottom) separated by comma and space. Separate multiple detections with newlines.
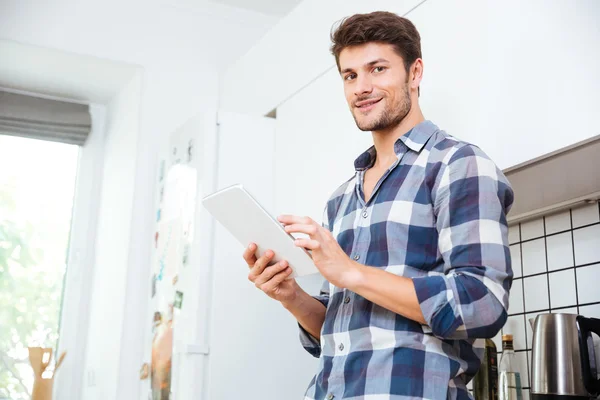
473, 338, 499, 399
498, 334, 523, 400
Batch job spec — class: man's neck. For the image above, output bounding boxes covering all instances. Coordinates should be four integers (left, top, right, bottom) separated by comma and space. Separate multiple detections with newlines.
370, 106, 425, 170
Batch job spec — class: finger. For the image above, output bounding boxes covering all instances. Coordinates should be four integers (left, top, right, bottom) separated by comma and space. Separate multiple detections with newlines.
243, 243, 258, 267
284, 224, 318, 236
248, 250, 274, 281
254, 260, 288, 287
254, 250, 275, 272
260, 266, 293, 293
294, 238, 321, 250
278, 215, 314, 225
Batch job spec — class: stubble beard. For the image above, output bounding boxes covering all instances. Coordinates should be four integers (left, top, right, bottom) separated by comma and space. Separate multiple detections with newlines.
353, 86, 412, 132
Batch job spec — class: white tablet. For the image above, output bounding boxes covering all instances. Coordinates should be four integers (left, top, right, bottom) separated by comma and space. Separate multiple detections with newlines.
202, 184, 318, 278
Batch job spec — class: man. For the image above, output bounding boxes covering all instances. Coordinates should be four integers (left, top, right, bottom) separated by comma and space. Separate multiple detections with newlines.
243, 11, 513, 400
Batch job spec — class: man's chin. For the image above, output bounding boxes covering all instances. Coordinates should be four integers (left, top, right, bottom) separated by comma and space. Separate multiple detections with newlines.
355, 118, 381, 132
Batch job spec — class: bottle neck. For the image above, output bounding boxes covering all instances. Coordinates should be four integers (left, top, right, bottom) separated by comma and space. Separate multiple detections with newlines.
502, 340, 514, 352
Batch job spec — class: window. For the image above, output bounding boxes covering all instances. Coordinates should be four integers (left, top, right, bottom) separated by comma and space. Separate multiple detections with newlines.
0, 135, 79, 399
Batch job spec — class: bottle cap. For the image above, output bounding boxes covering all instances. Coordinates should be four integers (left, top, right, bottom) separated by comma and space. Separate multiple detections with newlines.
502, 334, 513, 341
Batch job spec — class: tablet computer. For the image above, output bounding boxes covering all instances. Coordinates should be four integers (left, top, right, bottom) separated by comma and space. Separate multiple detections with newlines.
202, 184, 318, 278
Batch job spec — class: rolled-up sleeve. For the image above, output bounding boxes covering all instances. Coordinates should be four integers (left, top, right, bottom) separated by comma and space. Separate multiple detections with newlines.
298, 206, 331, 357
298, 281, 329, 357
413, 144, 514, 339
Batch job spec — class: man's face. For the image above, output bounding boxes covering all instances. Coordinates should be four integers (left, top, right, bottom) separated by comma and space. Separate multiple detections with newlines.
339, 42, 412, 132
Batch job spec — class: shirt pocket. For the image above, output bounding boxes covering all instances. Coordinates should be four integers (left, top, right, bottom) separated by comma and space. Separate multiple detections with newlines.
386, 200, 440, 271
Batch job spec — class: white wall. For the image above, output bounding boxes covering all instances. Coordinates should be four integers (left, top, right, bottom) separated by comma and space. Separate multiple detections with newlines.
0, 1, 279, 398
220, 0, 422, 115
81, 72, 143, 400
274, 68, 371, 222
224, 0, 600, 170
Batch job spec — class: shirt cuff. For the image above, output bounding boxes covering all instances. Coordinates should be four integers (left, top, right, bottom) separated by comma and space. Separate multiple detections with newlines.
297, 294, 328, 358
413, 275, 463, 338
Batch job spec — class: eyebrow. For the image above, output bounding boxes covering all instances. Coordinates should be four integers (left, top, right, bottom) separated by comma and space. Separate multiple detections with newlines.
341, 58, 390, 74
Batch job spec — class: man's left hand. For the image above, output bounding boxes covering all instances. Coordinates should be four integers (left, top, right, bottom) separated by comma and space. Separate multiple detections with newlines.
278, 214, 362, 288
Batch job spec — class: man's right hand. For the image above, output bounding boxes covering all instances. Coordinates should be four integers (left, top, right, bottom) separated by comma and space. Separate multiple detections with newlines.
244, 242, 327, 341
243, 243, 299, 304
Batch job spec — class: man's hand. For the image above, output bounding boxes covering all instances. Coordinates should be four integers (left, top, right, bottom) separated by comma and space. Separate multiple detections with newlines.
243, 243, 299, 303
278, 215, 363, 288
243, 242, 327, 340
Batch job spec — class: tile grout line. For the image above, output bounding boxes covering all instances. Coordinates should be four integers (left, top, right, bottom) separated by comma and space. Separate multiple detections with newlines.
512, 262, 600, 280
507, 301, 600, 317
515, 220, 600, 244
543, 216, 552, 316
520, 221, 531, 386
570, 209, 580, 315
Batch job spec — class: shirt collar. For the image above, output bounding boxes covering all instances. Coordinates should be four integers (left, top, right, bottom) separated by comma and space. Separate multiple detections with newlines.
353, 120, 439, 171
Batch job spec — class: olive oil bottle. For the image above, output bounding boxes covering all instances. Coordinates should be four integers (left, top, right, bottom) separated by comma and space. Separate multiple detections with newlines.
473, 338, 498, 400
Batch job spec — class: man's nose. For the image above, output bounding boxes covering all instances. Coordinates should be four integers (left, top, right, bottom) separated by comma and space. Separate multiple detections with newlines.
354, 75, 373, 96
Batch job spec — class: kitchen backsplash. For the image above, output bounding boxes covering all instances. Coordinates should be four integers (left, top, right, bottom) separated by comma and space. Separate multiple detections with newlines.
468, 201, 600, 399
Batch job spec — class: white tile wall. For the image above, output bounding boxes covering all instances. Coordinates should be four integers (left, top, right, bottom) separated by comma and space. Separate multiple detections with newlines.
521, 218, 544, 241
548, 269, 577, 309
579, 303, 600, 318
522, 238, 547, 276
525, 311, 544, 348
503, 201, 600, 390
545, 210, 571, 234
509, 225, 521, 245
576, 263, 600, 305
491, 330, 502, 351
504, 315, 527, 350
546, 232, 574, 271
523, 274, 549, 312
509, 279, 524, 314
552, 306, 578, 315
510, 244, 523, 278
572, 202, 600, 228
573, 225, 600, 266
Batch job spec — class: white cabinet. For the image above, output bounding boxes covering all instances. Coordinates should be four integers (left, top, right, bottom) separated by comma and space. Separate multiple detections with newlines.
408, 0, 600, 169
206, 111, 319, 400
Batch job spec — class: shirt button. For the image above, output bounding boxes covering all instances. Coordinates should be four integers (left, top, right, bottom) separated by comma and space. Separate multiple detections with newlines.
338, 343, 344, 351
344, 296, 350, 304
353, 254, 360, 260
327, 394, 334, 400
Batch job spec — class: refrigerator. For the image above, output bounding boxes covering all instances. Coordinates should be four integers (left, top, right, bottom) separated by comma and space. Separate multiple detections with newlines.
140, 110, 323, 400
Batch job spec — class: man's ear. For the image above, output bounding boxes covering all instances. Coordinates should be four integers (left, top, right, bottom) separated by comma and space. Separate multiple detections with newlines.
411, 59, 423, 90
410, 59, 423, 97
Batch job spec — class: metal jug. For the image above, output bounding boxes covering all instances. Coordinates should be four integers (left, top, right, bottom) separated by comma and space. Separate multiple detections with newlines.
529, 313, 600, 399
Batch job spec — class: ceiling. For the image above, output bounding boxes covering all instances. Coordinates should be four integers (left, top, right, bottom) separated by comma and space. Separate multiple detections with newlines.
0, 0, 296, 104
208, 0, 302, 17
0, 40, 140, 104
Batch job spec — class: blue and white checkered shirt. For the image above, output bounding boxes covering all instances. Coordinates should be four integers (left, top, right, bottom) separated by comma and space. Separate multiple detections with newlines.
299, 120, 514, 400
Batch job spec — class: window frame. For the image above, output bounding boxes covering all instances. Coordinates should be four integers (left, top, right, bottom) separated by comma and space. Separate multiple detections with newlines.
53, 103, 107, 399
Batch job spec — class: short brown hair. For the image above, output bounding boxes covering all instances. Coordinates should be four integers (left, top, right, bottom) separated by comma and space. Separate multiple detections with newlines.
330, 11, 422, 74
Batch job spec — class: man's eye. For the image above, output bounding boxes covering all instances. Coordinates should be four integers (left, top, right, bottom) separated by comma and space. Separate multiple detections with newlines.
345, 74, 356, 81
373, 66, 386, 73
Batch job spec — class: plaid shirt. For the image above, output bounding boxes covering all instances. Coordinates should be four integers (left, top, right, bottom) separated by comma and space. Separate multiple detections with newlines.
299, 120, 514, 400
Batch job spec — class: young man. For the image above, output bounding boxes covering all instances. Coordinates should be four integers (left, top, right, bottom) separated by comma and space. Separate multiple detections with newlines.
243, 11, 513, 400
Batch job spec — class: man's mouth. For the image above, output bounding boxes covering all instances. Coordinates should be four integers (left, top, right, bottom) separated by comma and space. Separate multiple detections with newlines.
355, 98, 382, 110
